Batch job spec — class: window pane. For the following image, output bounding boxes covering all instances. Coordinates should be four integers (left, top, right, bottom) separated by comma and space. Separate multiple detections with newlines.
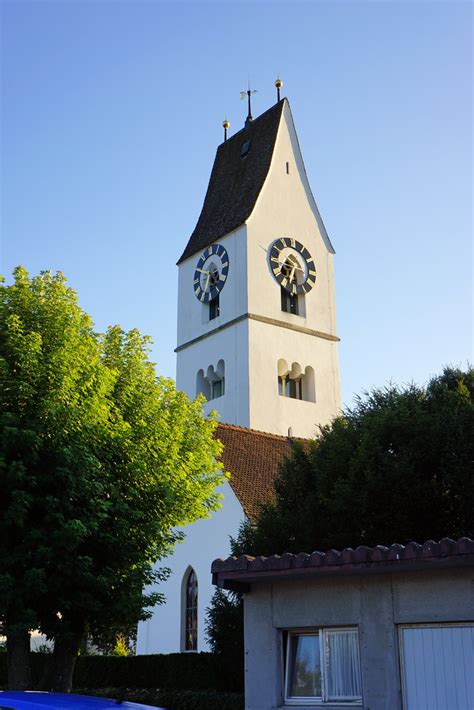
241, 139, 251, 157
209, 295, 220, 320
281, 286, 299, 315
289, 293, 298, 315
185, 570, 198, 651
288, 634, 322, 698
213, 379, 223, 398
325, 629, 362, 700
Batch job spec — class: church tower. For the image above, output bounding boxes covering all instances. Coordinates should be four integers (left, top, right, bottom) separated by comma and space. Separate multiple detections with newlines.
137, 91, 342, 655
176, 95, 341, 439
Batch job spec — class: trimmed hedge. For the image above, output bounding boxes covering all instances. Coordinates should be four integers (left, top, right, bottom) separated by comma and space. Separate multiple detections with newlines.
83, 688, 244, 710
0, 654, 49, 687
0, 652, 243, 693
73, 653, 241, 691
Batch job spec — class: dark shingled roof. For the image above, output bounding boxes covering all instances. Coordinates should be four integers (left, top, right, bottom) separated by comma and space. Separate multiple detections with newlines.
212, 538, 474, 591
177, 100, 286, 264
215, 422, 299, 521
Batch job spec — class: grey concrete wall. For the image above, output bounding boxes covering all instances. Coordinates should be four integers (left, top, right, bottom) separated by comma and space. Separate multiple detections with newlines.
243, 568, 474, 710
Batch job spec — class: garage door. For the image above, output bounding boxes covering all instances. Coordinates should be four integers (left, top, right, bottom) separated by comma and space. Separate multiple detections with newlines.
400, 624, 473, 710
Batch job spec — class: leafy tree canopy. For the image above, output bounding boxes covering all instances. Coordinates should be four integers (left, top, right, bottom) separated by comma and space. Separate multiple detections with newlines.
232, 367, 474, 557
205, 589, 244, 692
0, 267, 226, 688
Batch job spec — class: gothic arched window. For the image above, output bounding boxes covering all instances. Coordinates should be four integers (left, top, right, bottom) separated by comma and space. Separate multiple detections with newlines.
185, 568, 198, 651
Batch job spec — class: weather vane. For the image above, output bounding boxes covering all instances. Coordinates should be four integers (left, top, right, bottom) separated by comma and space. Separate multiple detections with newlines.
240, 83, 257, 123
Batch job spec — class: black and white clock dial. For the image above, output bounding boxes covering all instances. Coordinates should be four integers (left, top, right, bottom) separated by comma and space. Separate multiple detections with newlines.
194, 244, 229, 303
269, 237, 316, 295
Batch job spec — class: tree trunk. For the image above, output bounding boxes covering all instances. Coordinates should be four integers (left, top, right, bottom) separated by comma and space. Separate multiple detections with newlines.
38, 630, 84, 692
7, 629, 32, 690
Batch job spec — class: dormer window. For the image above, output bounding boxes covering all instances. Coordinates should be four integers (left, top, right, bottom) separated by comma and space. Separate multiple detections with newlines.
241, 140, 251, 157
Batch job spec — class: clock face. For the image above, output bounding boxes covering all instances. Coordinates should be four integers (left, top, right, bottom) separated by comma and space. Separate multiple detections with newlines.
269, 237, 316, 295
194, 244, 229, 303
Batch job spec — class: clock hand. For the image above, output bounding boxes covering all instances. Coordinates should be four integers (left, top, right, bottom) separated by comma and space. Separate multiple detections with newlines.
196, 268, 209, 275
204, 271, 210, 292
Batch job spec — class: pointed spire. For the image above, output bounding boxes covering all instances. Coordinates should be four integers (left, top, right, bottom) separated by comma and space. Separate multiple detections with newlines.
240, 84, 257, 128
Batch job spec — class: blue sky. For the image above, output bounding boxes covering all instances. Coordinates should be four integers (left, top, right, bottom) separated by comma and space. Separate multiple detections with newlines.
1, 0, 472, 408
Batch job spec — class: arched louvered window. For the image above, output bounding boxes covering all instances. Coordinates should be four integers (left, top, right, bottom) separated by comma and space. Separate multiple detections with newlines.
185, 569, 198, 651
196, 361, 225, 400
277, 359, 316, 403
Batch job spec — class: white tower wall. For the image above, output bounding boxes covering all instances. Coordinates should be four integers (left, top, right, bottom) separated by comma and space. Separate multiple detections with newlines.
247, 319, 340, 438
176, 321, 250, 426
245, 102, 341, 436
176, 226, 247, 349
176, 104, 340, 438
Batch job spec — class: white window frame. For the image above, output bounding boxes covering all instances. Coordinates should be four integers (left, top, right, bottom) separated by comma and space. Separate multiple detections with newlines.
284, 627, 363, 706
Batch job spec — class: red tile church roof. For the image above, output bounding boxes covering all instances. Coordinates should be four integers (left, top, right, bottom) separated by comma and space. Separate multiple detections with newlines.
215, 422, 299, 521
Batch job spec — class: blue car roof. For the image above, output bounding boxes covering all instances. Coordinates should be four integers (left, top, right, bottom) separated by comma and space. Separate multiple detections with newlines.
0, 692, 166, 710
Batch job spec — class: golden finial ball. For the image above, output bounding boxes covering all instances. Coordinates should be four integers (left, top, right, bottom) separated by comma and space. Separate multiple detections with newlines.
275, 78, 283, 89
223, 118, 230, 129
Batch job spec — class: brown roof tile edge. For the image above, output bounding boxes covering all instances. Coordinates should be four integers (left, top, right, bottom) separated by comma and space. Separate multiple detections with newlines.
212, 538, 474, 577
216, 421, 308, 444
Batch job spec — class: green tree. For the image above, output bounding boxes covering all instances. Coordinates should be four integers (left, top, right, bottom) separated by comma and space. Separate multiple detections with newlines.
232, 367, 474, 557
0, 267, 226, 690
111, 634, 129, 657
205, 589, 244, 692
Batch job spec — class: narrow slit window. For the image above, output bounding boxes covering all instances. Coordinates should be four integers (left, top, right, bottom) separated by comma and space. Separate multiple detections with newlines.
209, 294, 220, 320
286, 161, 290, 174
281, 286, 299, 315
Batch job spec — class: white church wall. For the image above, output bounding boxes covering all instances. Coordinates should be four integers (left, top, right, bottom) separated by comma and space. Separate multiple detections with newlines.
137, 481, 244, 655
